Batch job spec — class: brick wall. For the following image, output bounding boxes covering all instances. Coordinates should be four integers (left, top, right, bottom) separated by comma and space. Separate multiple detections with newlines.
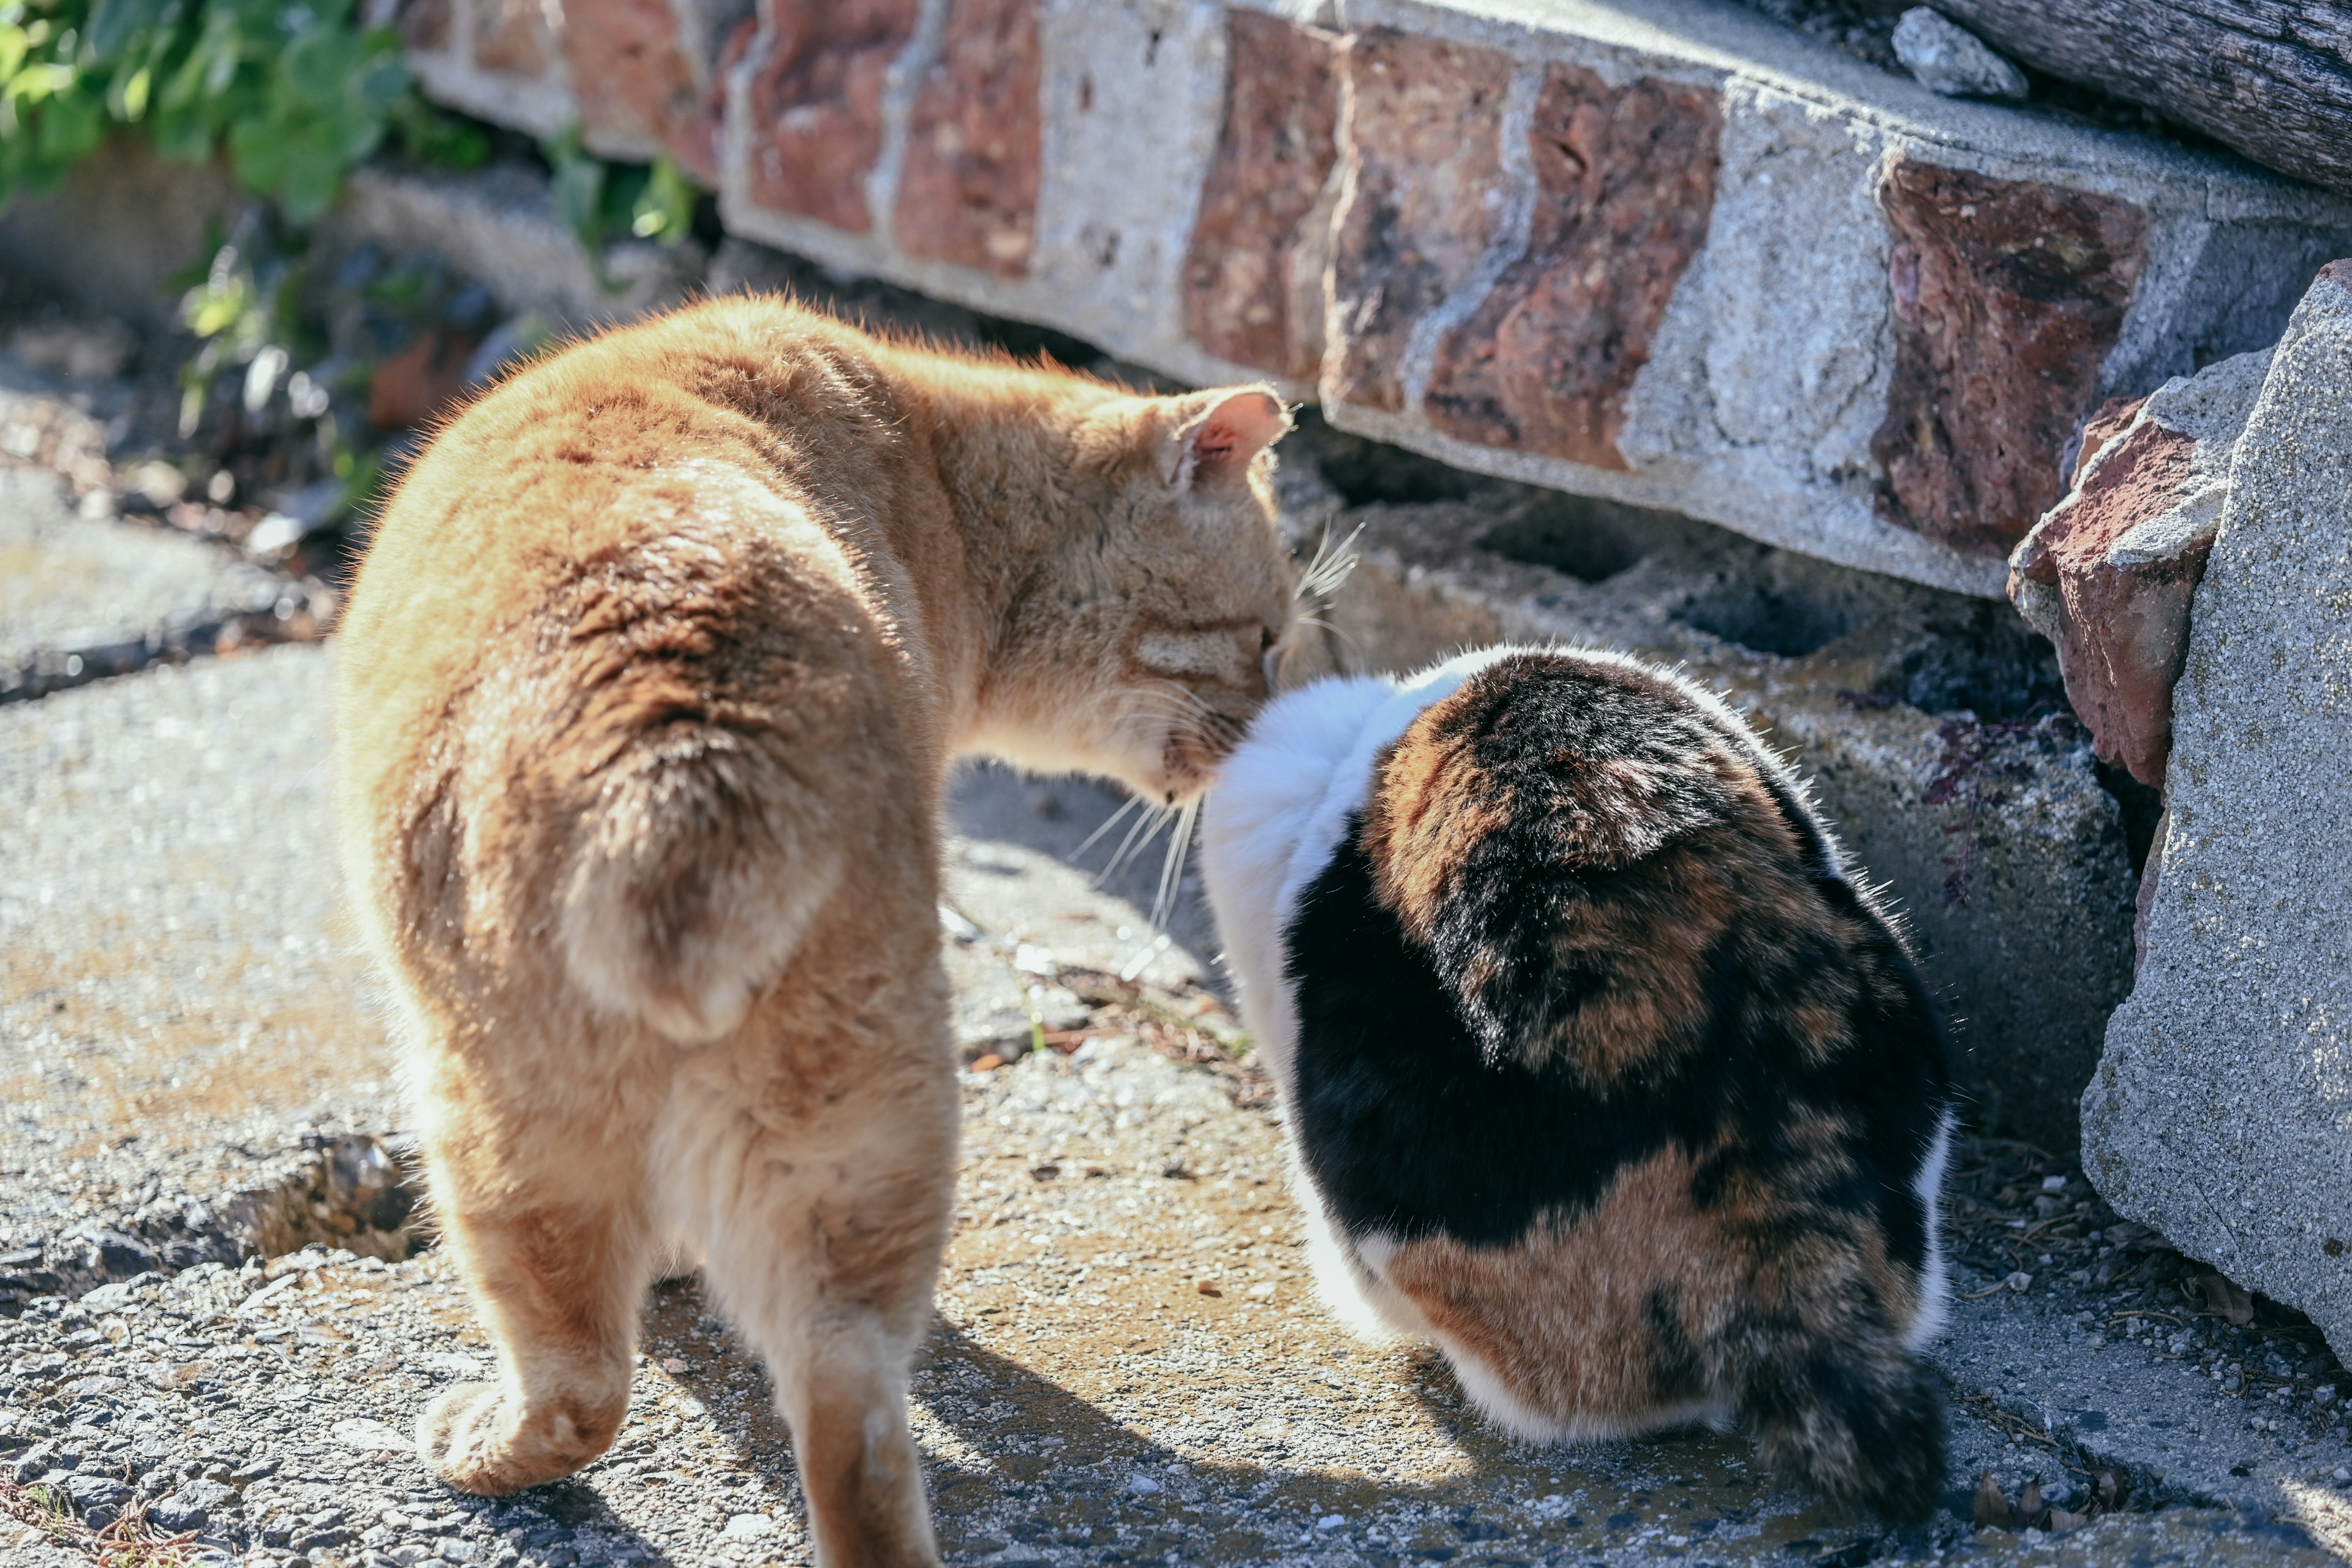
400, 0, 2352, 597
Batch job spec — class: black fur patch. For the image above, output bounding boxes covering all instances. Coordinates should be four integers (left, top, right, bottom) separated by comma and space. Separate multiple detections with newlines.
1281, 656, 1948, 1254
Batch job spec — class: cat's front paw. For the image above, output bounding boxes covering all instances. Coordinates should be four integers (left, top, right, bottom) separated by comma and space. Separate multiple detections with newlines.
417, 1382, 618, 1496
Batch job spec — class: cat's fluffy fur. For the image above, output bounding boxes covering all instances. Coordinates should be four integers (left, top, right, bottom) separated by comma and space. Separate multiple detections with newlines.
1202, 647, 1954, 1520
334, 296, 1297, 1567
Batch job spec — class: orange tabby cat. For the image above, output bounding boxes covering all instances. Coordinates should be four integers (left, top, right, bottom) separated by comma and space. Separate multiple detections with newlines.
333, 296, 1295, 1567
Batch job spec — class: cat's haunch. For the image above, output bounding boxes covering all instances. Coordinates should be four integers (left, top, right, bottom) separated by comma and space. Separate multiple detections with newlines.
1202, 646, 1954, 1521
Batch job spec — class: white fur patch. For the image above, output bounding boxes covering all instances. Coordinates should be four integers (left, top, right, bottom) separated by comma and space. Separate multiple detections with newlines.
1904, 1103, 1957, 1351
1199, 646, 1543, 1090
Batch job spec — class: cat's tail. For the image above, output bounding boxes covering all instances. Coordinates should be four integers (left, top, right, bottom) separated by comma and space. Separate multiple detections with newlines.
1734, 1316, 1948, 1523
557, 717, 847, 1044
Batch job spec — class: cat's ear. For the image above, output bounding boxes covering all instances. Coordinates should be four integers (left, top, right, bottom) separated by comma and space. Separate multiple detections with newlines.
1161, 387, 1291, 490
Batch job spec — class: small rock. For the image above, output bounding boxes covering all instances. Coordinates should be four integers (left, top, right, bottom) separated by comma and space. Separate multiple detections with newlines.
1893, 8, 2029, 99
722, 1513, 776, 1539
2009, 348, 2269, 789
62, 1470, 129, 1522
2006, 1271, 2034, 1293
1196, 1281, 1223, 1297
332, 1417, 412, 1453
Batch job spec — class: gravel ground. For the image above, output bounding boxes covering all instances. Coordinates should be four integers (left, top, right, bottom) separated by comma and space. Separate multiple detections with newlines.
4, 649, 2350, 1566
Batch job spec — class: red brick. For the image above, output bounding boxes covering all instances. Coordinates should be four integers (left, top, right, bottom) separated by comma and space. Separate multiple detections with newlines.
1326, 28, 1515, 413
564, 0, 703, 169
1424, 65, 1720, 470
893, 0, 1041, 275
1181, 11, 1343, 381
1873, 161, 2147, 557
399, 0, 453, 55
473, 0, 557, 76
744, 0, 920, 233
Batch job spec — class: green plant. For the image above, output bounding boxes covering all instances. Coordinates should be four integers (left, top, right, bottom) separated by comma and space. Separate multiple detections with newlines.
545, 123, 696, 281
0, 0, 469, 221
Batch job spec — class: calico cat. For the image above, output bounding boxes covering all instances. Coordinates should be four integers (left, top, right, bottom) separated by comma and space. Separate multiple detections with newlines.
1200, 646, 1954, 1519
334, 296, 1297, 1567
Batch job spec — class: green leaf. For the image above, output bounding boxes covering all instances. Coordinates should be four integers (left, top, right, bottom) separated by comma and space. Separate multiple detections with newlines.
630, 156, 693, 244
107, 60, 149, 119
273, 130, 337, 220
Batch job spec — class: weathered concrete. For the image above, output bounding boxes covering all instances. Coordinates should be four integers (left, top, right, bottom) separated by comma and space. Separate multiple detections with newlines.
2085, 262, 2352, 1369
1288, 477, 2137, 1152
2010, 345, 2270, 789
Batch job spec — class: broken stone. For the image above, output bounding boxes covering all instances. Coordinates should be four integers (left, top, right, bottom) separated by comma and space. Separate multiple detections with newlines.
2086, 262, 2352, 1368
1324, 27, 1514, 413
1423, 64, 1721, 471
2010, 346, 2269, 788
1180, 10, 1343, 382
892, 0, 1041, 276
1872, 159, 2149, 557
741, 0, 918, 232
1892, 8, 2029, 100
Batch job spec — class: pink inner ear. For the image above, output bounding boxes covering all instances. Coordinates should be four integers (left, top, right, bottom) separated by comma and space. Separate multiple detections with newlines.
1193, 391, 1288, 471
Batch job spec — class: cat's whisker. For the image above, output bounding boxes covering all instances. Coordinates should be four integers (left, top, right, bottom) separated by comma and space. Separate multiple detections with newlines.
1101, 797, 1174, 882
1075, 794, 1144, 857
1150, 797, 1199, 932
1296, 520, 1364, 603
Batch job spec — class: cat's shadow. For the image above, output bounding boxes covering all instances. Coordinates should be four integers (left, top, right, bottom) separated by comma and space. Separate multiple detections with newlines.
608, 1278, 1878, 1566
946, 761, 1224, 974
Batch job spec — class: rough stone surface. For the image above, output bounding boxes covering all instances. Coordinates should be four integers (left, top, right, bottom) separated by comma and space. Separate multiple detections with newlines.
1424, 63, 1722, 471
1873, 158, 2149, 557
472, 0, 557, 76
1180, 10, 1344, 383
893, 0, 1042, 275
2010, 347, 2269, 789
2085, 263, 2352, 1369
742, 0, 918, 232
1289, 472, 2135, 1152
1891, 7, 2028, 100
1324, 26, 1514, 413
402, 0, 2352, 598
0, 138, 241, 328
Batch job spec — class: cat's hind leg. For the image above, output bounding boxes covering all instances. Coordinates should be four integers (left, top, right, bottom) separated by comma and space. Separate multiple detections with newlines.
413, 1111, 660, 1494
664, 993, 957, 1568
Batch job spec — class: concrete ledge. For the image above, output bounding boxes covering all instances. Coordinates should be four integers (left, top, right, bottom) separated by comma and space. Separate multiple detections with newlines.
396, 0, 2352, 595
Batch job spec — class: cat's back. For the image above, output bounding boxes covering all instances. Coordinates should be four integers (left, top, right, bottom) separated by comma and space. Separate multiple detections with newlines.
333, 299, 959, 1030
344, 299, 919, 680
1277, 648, 1948, 1245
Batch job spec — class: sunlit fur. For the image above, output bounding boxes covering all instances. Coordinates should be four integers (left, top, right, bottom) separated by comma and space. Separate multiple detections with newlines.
1203, 647, 1954, 1521
334, 296, 1297, 1567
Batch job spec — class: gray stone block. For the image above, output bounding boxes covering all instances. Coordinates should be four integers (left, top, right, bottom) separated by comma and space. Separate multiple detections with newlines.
2086, 262, 2352, 1363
